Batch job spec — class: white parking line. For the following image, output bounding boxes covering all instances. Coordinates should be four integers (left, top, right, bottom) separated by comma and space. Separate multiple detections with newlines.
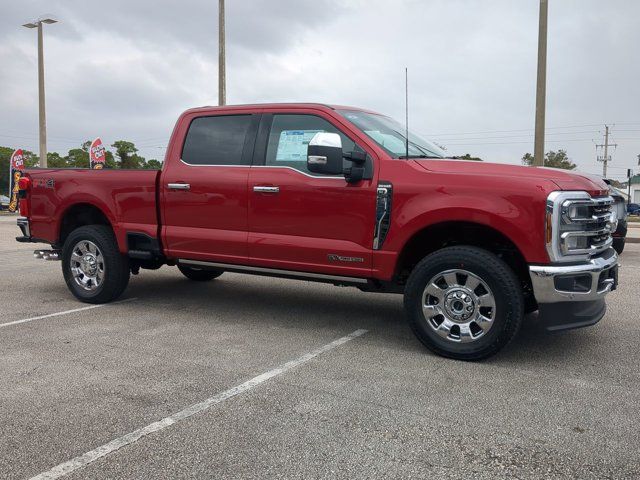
0, 298, 137, 329
29, 328, 368, 480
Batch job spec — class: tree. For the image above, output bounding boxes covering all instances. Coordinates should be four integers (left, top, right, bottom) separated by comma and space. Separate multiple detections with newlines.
112, 141, 138, 169
47, 152, 67, 168
145, 159, 163, 169
0, 146, 15, 195
454, 153, 483, 161
521, 150, 576, 170
65, 147, 90, 168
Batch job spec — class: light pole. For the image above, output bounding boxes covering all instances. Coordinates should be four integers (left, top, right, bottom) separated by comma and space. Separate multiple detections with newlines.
23, 17, 58, 168
533, 0, 548, 167
218, 0, 226, 106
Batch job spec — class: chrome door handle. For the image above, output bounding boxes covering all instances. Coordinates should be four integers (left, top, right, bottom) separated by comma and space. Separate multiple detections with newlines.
167, 183, 190, 190
253, 186, 279, 194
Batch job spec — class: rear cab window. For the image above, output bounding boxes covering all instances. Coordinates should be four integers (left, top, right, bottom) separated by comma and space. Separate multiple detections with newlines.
182, 115, 253, 165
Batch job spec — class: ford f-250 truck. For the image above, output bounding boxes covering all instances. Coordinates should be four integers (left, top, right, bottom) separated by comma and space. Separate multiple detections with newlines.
15, 103, 619, 360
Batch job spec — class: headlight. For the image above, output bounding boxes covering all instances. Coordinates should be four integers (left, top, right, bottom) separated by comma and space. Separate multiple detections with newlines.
546, 191, 615, 262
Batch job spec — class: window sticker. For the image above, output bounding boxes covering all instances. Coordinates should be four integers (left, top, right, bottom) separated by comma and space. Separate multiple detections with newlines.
275, 130, 324, 162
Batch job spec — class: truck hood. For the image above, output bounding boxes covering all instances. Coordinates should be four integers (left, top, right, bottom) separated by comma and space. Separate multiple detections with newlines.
413, 159, 609, 196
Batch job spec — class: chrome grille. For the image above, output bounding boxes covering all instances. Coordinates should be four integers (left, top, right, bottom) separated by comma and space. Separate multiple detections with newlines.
546, 192, 617, 262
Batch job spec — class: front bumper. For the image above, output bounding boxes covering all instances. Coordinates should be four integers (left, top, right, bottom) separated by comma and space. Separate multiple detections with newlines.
529, 249, 618, 331
529, 249, 617, 303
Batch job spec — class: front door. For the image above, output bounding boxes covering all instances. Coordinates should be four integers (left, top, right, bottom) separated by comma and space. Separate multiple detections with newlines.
161, 112, 259, 263
248, 111, 377, 278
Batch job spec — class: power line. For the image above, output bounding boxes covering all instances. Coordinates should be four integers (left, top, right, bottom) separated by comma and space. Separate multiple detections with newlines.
425, 123, 610, 137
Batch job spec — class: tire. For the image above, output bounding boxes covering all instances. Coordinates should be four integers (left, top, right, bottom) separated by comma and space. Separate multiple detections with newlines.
613, 237, 625, 255
62, 225, 130, 304
404, 246, 523, 361
178, 264, 223, 282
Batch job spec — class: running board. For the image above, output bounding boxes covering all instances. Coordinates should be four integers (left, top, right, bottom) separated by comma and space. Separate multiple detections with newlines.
177, 259, 369, 285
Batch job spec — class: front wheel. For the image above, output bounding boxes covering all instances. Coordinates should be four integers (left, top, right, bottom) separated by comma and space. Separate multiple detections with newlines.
404, 246, 523, 361
62, 225, 130, 304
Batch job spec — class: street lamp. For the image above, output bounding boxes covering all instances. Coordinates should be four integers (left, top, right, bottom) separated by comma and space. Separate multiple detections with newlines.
23, 16, 58, 168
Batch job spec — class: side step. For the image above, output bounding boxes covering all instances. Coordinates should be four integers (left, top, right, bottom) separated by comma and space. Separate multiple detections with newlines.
178, 258, 369, 285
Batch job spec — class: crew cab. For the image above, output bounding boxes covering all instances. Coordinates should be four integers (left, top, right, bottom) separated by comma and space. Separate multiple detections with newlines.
15, 103, 619, 360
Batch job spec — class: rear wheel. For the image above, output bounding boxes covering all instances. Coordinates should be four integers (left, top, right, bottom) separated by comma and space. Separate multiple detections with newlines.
62, 225, 130, 304
178, 264, 224, 282
404, 246, 523, 361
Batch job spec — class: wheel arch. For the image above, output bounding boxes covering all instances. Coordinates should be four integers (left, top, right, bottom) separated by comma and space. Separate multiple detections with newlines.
58, 202, 117, 249
395, 220, 535, 311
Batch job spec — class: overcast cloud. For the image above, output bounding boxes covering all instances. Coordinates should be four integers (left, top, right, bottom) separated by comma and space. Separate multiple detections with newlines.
1, 0, 639, 179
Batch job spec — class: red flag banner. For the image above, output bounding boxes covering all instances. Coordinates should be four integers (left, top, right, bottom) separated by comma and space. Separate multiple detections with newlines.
8, 149, 24, 213
89, 138, 106, 169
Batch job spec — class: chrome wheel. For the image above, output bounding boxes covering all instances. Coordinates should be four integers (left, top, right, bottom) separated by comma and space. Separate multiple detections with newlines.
69, 240, 105, 291
421, 269, 496, 343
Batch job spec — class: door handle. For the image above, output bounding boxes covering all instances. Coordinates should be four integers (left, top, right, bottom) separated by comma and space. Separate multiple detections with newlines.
167, 183, 190, 191
253, 186, 280, 194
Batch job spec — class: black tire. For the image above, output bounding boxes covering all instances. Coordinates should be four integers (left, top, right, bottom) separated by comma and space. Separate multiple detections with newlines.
62, 225, 130, 304
177, 264, 223, 282
613, 237, 625, 255
404, 246, 523, 361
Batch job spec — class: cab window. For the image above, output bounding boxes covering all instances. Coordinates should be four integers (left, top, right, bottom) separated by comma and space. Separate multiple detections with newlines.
182, 115, 252, 165
265, 114, 356, 175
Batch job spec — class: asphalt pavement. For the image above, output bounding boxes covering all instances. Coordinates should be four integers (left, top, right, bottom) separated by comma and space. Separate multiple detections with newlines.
1, 213, 639, 479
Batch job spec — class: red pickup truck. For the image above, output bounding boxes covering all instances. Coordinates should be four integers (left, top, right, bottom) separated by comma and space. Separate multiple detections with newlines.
15, 103, 619, 360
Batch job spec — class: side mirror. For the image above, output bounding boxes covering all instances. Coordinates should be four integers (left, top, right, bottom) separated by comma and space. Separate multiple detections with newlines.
307, 132, 343, 175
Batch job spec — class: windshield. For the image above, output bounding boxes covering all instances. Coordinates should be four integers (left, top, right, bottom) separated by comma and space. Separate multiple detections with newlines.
337, 109, 445, 159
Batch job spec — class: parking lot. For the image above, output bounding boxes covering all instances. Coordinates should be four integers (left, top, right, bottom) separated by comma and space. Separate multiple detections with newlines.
1, 213, 639, 479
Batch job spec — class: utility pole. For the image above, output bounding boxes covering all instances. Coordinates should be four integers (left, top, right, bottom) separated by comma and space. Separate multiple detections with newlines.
596, 125, 617, 177
533, 0, 548, 167
23, 17, 58, 168
628, 168, 633, 206
218, 0, 226, 106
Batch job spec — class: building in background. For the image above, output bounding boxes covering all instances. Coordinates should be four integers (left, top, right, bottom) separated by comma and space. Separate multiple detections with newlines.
630, 175, 640, 204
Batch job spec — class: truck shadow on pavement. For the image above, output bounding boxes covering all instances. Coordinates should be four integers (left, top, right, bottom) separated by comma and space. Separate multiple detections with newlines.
27, 266, 604, 364
110, 269, 601, 364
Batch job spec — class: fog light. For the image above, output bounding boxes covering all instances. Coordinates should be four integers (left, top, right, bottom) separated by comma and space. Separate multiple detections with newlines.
554, 274, 592, 293
564, 235, 589, 251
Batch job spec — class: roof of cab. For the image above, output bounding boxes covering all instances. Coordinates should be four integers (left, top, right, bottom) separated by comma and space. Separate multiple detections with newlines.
181, 103, 381, 116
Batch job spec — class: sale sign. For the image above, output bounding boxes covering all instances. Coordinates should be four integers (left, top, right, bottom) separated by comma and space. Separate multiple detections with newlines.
8, 149, 25, 213
89, 138, 106, 169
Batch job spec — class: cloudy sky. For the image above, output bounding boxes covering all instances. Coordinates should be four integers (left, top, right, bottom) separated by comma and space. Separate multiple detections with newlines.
1, 0, 639, 179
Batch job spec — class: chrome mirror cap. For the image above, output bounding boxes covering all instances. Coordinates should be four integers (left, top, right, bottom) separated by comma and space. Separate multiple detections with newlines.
309, 132, 342, 149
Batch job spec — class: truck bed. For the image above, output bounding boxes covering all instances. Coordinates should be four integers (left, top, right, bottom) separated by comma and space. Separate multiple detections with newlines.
25, 168, 161, 253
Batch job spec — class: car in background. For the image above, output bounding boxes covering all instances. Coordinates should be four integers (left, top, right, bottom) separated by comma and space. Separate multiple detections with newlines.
603, 180, 627, 254
0, 195, 10, 210
627, 203, 640, 216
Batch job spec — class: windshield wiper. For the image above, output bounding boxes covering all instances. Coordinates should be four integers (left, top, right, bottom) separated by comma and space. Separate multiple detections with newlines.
398, 154, 441, 159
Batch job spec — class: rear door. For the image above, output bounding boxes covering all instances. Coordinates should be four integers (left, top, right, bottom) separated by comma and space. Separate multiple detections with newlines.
161, 111, 259, 262
247, 110, 377, 278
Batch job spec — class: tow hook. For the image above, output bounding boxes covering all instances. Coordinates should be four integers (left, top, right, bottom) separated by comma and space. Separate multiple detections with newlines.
33, 249, 61, 261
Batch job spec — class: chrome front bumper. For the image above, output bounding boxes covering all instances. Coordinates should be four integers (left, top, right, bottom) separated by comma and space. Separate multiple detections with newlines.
529, 249, 618, 304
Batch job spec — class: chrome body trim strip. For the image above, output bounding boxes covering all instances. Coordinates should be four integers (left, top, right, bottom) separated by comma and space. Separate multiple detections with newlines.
178, 259, 369, 284
373, 182, 392, 250
177, 159, 345, 179
251, 165, 344, 179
